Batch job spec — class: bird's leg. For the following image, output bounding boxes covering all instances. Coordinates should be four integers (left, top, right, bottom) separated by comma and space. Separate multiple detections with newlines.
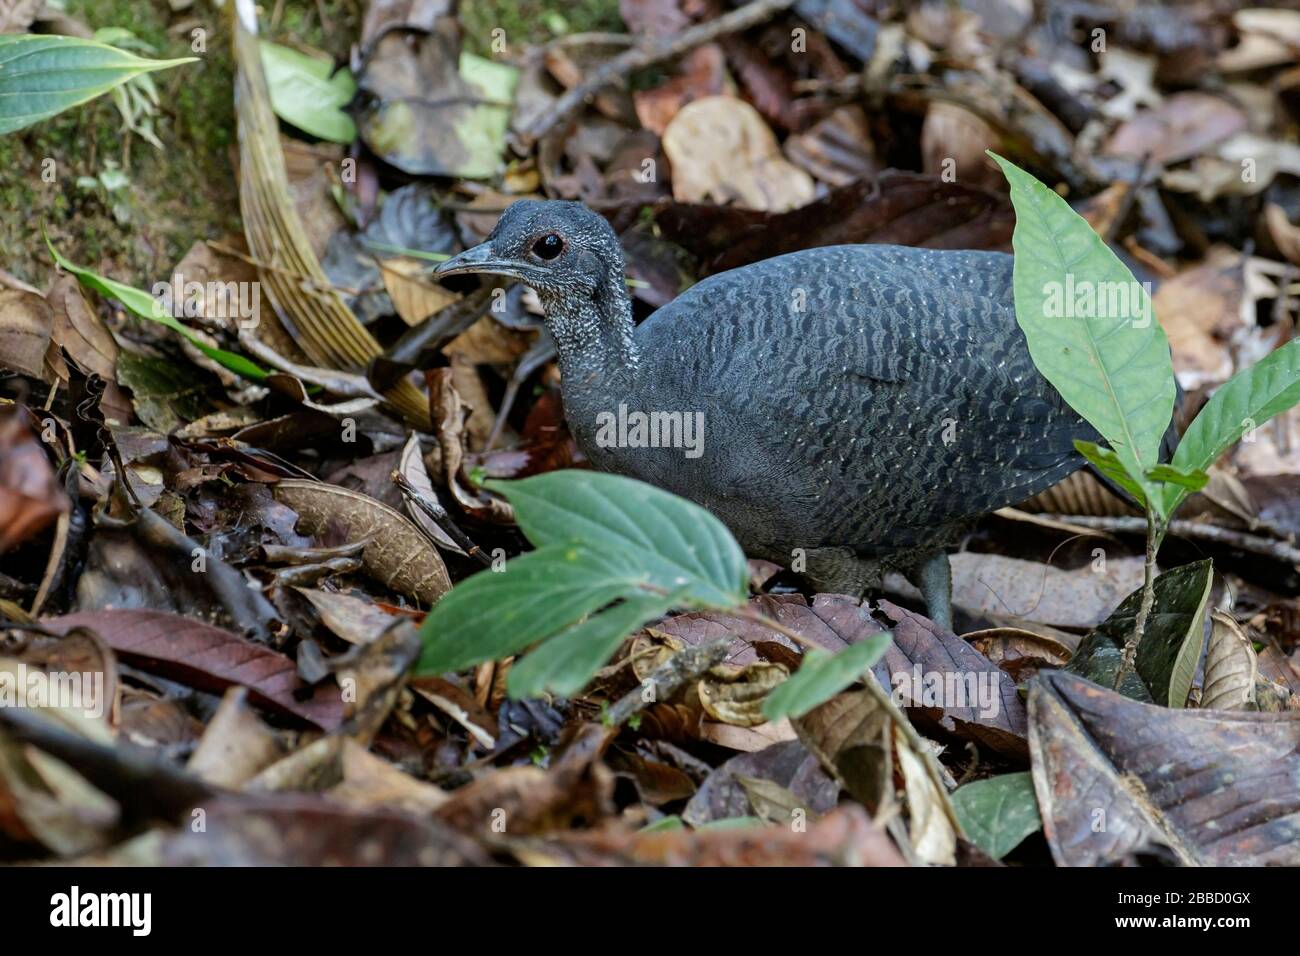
909, 550, 953, 631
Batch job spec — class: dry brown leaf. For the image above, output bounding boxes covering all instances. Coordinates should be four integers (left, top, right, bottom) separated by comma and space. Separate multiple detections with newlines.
698, 718, 797, 751
295, 586, 404, 645
1200, 609, 1258, 711
186, 687, 285, 788
397, 433, 464, 555
697, 661, 788, 727
0, 288, 52, 379
380, 258, 460, 327
894, 725, 956, 866
273, 478, 451, 605
662, 95, 814, 212
1103, 92, 1247, 165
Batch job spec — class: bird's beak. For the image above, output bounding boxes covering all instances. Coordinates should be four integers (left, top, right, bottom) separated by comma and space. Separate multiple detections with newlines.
434, 242, 524, 280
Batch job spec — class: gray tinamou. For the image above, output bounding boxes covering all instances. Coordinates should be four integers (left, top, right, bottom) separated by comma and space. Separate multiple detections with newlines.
436, 200, 1101, 628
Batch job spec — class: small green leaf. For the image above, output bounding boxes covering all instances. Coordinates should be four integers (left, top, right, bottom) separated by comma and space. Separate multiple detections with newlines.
505, 591, 681, 699
0, 35, 195, 134
260, 40, 357, 143
1146, 463, 1208, 492
1065, 559, 1213, 706
990, 153, 1176, 498
416, 542, 656, 675
951, 772, 1041, 860
1165, 338, 1300, 514
761, 633, 892, 722
1074, 439, 1149, 510
488, 471, 748, 608
46, 238, 268, 382
639, 815, 685, 832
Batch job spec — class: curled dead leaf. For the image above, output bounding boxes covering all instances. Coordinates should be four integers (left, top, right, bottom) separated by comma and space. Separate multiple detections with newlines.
273, 478, 451, 605
697, 661, 788, 727
1200, 610, 1258, 711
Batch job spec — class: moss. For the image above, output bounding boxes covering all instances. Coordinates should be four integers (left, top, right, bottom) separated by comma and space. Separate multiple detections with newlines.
460, 0, 624, 56
0, 0, 355, 289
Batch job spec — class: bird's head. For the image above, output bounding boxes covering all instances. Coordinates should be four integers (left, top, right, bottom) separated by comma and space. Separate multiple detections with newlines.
434, 200, 625, 310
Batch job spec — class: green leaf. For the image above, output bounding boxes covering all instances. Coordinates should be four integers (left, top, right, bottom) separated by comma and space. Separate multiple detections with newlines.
1146, 463, 1208, 492
0, 35, 195, 135
951, 772, 1041, 860
990, 153, 1176, 497
416, 542, 659, 675
1064, 559, 1213, 706
761, 633, 892, 722
46, 238, 268, 382
1165, 338, 1300, 514
260, 40, 357, 144
505, 592, 680, 699
639, 815, 685, 832
1074, 439, 1148, 509
487, 471, 748, 608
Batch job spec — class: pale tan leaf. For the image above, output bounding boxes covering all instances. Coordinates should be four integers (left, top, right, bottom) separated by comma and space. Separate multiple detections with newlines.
1201, 609, 1258, 711
697, 661, 788, 727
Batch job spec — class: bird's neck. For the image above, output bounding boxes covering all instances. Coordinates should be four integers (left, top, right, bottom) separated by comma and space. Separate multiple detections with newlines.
541, 277, 640, 453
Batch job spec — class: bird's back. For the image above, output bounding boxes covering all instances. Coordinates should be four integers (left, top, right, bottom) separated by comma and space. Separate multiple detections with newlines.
618, 244, 1094, 562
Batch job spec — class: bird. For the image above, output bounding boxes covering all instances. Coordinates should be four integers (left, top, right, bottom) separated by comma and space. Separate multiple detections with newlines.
435, 199, 1104, 629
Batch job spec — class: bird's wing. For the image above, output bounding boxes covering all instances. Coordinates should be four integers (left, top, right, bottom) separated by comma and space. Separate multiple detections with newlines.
643, 245, 1092, 542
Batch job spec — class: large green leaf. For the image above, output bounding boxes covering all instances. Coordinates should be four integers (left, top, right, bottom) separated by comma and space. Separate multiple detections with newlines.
1165, 338, 1300, 513
260, 40, 357, 144
46, 239, 268, 382
505, 592, 681, 699
1064, 559, 1213, 706
951, 772, 1041, 860
0, 35, 194, 135
762, 633, 892, 722
416, 542, 660, 675
991, 153, 1176, 496
488, 471, 748, 608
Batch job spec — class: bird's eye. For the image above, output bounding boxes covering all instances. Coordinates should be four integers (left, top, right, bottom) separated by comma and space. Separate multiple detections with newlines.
532, 233, 563, 260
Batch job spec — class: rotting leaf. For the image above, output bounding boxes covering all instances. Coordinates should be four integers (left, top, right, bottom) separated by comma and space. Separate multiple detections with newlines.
273, 478, 451, 606
1029, 670, 1300, 866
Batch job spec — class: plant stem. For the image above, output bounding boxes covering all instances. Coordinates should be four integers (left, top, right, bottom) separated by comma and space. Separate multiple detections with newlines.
1114, 508, 1165, 689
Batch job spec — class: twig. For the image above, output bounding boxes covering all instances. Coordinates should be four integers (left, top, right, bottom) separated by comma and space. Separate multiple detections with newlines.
513, 0, 799, 150
1116, 513, 1163, 689
1053, 514, 1300, 565
605, 637, 731, 726
391, 471, 492, 566
237, 329, 384, 399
